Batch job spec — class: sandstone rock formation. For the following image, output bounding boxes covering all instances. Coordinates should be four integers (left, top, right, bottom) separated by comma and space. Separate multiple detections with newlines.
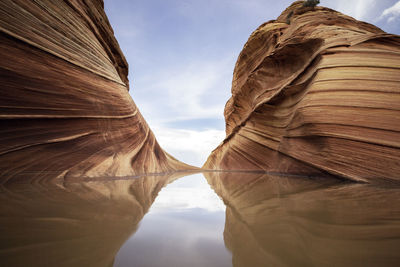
204, 1, 400, 182
0, 0, 193, 184
0, 172, 185, 267
204, 171, 400, 266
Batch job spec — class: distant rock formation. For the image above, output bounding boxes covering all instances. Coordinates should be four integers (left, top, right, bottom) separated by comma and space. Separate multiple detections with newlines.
204, 171, 400, 266
204, 1, 400, 183
0, 0, 193, 183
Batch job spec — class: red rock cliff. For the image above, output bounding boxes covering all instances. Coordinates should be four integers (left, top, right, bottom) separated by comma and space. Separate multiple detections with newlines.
0, 0, 193, 184
204, 1, 400, 183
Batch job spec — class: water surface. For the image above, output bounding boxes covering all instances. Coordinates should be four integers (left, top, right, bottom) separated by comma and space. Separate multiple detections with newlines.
114, 174, 231, 267
1, 172, 400, 267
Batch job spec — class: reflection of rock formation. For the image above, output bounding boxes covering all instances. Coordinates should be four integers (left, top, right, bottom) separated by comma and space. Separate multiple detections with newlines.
0, 0, 193, 183
204, 1, 400, 182
0, 172, 186, 267
204, 172, 400, 266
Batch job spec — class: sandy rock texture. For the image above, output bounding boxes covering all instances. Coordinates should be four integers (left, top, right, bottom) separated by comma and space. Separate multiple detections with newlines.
204, 1, 400, 182
0, 0, 193, 183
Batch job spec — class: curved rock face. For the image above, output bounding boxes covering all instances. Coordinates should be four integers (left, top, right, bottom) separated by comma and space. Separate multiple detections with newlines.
204, 172, 400, 266
0, 0, 192, 183
204, 1, 400, 182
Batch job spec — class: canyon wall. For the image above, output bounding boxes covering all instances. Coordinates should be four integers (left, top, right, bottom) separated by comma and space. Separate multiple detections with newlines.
0, 0, 193, 184
204, 1, 400, 183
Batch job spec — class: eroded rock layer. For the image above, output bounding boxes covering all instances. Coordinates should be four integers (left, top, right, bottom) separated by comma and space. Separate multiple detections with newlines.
0, 0, 192, 183
204, 1, 400, 182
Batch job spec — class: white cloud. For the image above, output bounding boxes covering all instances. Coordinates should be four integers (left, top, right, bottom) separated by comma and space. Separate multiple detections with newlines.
379, 1, 400, 22
134, 57, 234, 125
155, 62, 227, 119
133, 58, 232, 167
324, 0, 377, 20
153, 126, 225, 167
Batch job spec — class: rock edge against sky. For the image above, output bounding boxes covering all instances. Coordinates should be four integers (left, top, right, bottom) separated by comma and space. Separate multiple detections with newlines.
204, 1, 400, 183
0, 0, 194, 184
0, 0, 399, 183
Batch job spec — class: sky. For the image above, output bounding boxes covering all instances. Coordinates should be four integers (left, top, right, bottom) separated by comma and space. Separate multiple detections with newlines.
104, 0, 400, 167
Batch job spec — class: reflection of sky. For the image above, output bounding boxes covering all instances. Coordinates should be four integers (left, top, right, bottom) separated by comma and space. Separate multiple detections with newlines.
150, 174, 225, 212
113, 174, 231, 267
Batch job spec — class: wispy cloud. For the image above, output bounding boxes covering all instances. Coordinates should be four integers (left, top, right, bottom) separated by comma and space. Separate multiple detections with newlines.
152, 126, 225, 167
133, 56, 234, 127
324, 0, 377, 20
153, 59, 232, 120
379, 1, 400, 22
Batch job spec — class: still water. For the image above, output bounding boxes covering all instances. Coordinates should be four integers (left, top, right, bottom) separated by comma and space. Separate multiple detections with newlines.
114, 174, 231, 267
1, 172, 400, 267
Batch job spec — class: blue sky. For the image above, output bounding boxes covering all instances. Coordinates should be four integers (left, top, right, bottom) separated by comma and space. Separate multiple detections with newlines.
104, 0, 400, 167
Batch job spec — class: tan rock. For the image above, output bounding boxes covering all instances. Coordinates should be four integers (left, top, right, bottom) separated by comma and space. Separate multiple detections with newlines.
0, 0, 194, 183
204, 1, 400, 182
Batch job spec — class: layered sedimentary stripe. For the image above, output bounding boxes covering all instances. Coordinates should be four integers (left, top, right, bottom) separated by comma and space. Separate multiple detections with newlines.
0, 0, 126, 85
204, 1, 400, 182
0, 0, 193, 183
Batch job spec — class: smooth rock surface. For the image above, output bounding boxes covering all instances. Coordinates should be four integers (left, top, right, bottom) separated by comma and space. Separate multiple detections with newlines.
0, 0, 193, 183
204, 1, 400, 182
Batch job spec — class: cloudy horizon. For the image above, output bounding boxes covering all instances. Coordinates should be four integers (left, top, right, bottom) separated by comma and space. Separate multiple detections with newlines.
104, 0, 400, 167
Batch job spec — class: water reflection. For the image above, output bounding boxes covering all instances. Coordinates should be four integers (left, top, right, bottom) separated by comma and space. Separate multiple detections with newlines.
114, 174, 231, 267
0, 172, 187, 267
1, 171, 400, 267
204, 172, 400, 267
